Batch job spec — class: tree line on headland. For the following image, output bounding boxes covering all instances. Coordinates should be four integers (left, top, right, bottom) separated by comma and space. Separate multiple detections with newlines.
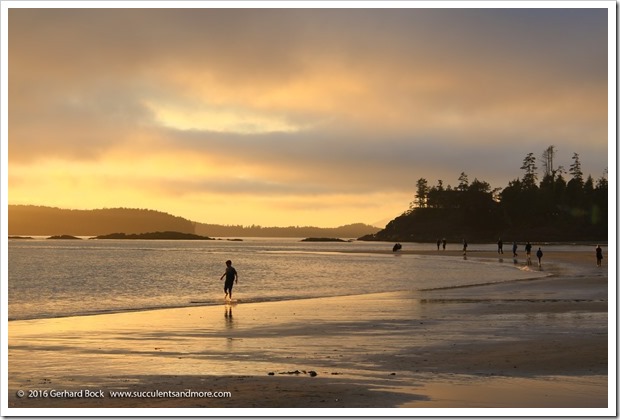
8, 206, 195, 236
360, 147, 608, 243
7, 205, 380, 238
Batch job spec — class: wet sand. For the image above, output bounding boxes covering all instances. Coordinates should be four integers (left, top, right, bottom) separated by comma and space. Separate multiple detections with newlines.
5, 250, 611, 415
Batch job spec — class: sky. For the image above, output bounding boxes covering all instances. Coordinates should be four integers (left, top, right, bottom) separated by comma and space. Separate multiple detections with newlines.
5, 4, 611, 228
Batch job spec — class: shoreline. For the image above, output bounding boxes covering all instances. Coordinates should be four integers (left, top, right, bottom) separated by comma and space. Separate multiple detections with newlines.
5, 250, 611, 413
8, 248, 575, 323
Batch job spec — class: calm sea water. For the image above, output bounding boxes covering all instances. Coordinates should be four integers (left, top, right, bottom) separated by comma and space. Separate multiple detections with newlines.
8, 238, 587, 321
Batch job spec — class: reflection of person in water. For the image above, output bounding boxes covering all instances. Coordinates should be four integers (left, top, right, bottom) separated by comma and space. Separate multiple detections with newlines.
224, 306, 233, 326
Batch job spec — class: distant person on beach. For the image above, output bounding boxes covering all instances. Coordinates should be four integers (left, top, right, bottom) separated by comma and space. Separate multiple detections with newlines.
512, 241, 518, 257
442, 238, 447, 250
596, 245, 603, 267
220, 260, 238, 301
525, 242, 532, 266
437, 239, 441, 250
392, 243, 402, 252
536, 247, 543, 267
462, 239, 468, 255
497, 239, 503, 254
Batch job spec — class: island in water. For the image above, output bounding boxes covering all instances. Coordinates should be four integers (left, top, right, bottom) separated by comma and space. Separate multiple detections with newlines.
47, 235, 82, 240
301, 237, 350, 242
94, 231, 215, 240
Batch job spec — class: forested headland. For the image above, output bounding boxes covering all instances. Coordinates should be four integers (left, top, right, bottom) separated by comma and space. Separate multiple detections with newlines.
193, 222, 378, 238
360, 147, 608, 243
8, 205, 379, 238
8, 206, 195, 236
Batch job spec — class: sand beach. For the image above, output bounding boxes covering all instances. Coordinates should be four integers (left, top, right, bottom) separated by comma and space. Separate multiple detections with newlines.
5, 250, 611, 415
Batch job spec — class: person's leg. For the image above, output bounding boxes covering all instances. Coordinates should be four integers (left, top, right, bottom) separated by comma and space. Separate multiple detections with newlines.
225, 281, 233, 300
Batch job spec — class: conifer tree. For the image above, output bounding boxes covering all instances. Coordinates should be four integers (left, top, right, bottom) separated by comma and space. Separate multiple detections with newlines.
520, 152, 538, 189
569, 152, 584, 185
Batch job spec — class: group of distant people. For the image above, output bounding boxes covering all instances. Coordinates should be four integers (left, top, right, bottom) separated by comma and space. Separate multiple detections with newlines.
502, 239, 604, 268
382, 239, 602, 272
496, 238, 543, 266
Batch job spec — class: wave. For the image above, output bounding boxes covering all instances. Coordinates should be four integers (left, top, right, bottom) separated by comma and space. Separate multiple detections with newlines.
418, 268, 551, 291
8, 292, 371, 322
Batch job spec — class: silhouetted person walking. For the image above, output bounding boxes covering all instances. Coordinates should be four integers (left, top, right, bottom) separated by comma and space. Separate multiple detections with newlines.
512, 241, 518, 257
596, 245, 603, 267
497, 239, 503, 254
220, 260, 238, 301
536, 247, 543, 267
525, 242, 532, 266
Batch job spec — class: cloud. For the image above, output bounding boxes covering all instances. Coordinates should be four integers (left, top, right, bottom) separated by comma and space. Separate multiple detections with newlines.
7, 7, 610, 225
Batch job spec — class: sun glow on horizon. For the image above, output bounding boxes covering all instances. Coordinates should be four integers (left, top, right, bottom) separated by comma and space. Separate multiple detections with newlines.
9, 150, 412, 227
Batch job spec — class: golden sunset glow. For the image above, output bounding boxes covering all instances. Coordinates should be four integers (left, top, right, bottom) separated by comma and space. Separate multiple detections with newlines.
6, 6, 610, 227
145, 101, 304, 134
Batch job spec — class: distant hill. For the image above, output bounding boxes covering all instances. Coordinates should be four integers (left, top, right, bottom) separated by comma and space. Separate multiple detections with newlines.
8, 206, 194, 236
194, 222, 379, 238
94, 231, 214, 240
8, 205, 381, 238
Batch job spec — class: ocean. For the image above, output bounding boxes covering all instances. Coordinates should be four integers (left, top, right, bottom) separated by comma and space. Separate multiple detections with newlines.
8, 238, 585, 321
